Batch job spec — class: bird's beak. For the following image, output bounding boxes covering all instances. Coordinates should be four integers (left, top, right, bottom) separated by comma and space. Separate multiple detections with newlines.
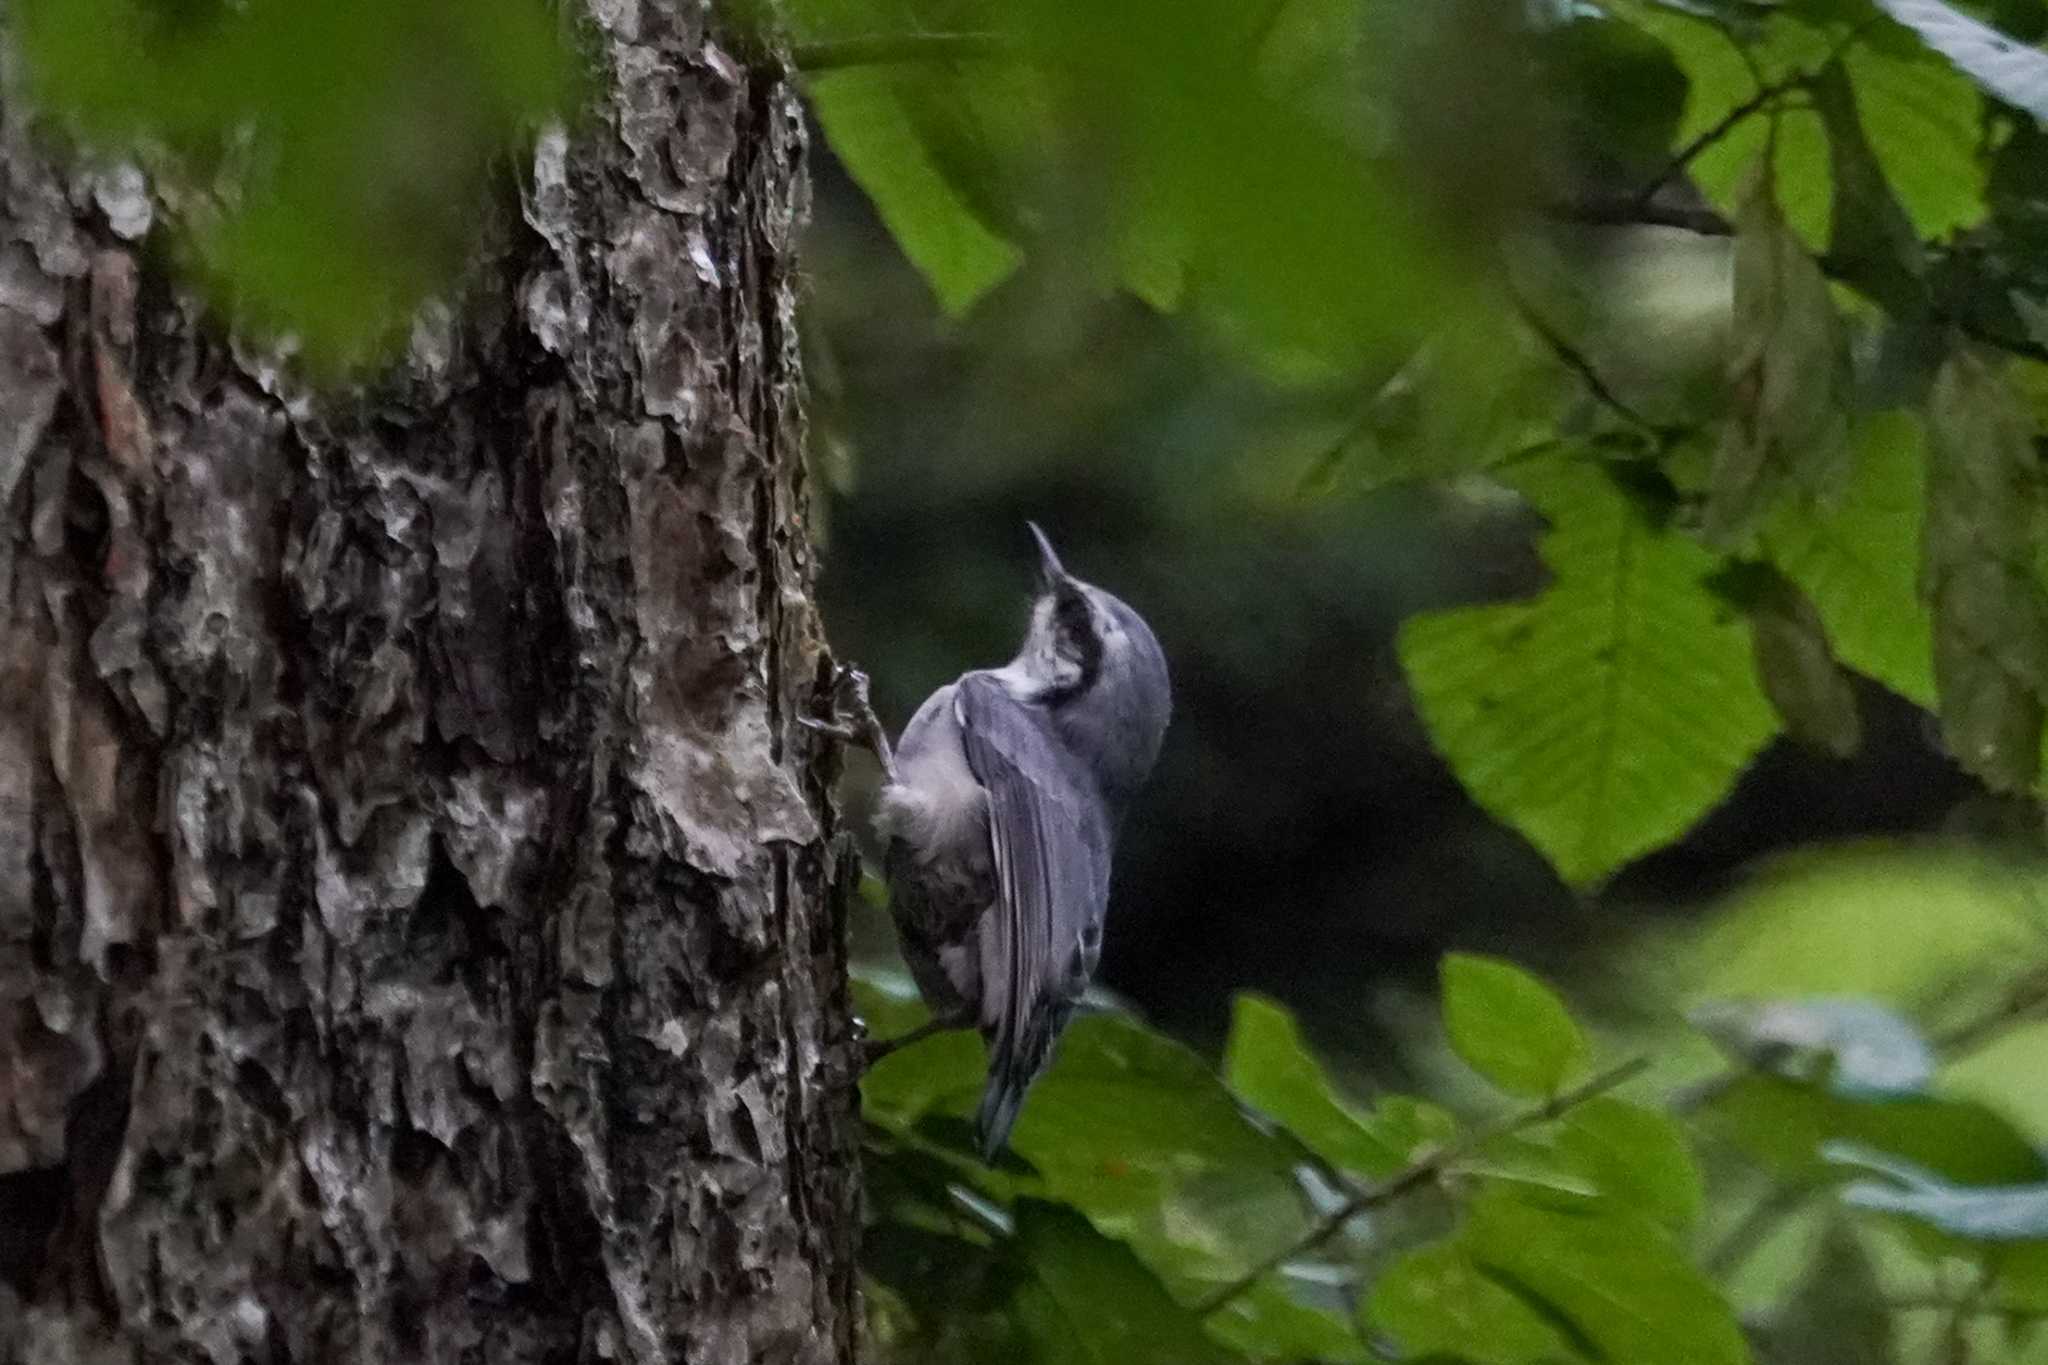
1027, 521, 1068, 589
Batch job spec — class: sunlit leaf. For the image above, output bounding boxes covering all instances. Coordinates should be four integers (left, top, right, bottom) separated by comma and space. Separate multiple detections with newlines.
1365, 1240, 1572, 1365
1873, 0, 2048, 118
1399, 453, 1780, 885
1764, 411, 1936, 708
1813, 59, 1927, 314
1441, 953, 1590, 1097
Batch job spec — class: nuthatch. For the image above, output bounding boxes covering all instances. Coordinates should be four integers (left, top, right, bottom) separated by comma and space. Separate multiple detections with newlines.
812, 524, 1171, 1158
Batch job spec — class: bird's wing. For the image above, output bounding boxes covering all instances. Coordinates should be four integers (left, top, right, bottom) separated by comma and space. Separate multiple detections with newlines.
953, 672, 1111, 1157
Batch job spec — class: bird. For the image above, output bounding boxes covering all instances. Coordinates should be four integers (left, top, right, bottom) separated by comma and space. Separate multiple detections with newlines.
811, 523, 1171, 1159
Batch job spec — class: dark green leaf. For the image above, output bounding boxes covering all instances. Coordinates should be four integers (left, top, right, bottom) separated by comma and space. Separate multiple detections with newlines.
1010, 1201, 1244, 1365
1463, 1191, 1752, 1365
1709, 561, 1864, 756
1704, 1074, 2048, 1185
1399, 454, 1781, 885
1687, 996, 1937, 1097
1365, 1241, 1572, 1365
1824, 1142, 2048, 1240
1922, 347, 2048, 791
1225, 992, 1455, 1177
1206, 1277, 1369, 1365
1756, 1218, 1898, 1365
1704, 156, 1852, 546
1440, 953, 1590, 1097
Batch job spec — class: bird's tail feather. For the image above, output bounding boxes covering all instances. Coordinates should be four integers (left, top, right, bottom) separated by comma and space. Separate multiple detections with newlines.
975, 1001, 1073, 1161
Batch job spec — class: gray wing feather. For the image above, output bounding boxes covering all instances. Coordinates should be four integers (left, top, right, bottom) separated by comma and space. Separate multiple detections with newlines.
953, 673, 1111, 1157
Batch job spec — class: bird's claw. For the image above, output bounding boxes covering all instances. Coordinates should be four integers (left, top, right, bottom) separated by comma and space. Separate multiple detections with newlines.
807, 663, 897, 781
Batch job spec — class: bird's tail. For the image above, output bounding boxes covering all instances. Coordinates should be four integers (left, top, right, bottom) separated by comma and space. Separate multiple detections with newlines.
975, 1001, 1073, 1162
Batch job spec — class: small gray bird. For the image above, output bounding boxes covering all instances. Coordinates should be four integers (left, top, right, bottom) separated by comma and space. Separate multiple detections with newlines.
820, 524, 1170, 1159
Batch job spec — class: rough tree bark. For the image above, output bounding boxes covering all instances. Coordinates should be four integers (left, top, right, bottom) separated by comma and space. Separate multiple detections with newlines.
0, 4, 860, 1363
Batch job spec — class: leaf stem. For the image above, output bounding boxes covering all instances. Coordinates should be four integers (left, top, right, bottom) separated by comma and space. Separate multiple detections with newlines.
1631, 76, 1806, 213
1193, 1055, 1650, 1316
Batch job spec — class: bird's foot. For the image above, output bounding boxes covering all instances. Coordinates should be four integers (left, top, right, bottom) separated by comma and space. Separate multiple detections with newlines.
802, 663, 898, 782
858, 1018, 950, 1072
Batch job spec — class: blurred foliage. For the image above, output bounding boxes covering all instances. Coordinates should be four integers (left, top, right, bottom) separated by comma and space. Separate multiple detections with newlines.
13, 0, 578, 366
784, 0, 2048, 1359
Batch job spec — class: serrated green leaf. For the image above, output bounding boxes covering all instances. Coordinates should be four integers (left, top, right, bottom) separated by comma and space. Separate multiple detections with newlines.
1705, 157, 1852, 546
808, 69, 1025, 317
1011, 1201, 1245, 1365
1764, 410, 1936, 708
1923, 347, 2048, 791
1225, 993, 1454, 1177
1825, 1142, 2048, 1239
1441, 953, 1590, 1097
1399, 454, 1781, 885
1554, 1097, 1707, 1231
1463, 1191, 1752, 1365
1365, 1241, 1571, 1365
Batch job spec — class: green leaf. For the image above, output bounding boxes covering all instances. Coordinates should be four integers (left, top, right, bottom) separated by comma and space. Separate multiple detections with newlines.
1365, 1241, 1571, 1365
1813, 59, 1927, 315
1440, 953, 1590, 1097
1010, 1201, 1244, 1365
807, 69, 1026, 317
1841, 30, 1987, 241
1704, 156, 1852, 546
853, 975, 989, 1133
1873, 0, 2048, 119
1225, 993, 1454, 1177
1764, 410, 1936, 708
1206, 1278, 1369, 1365
1824, 1142, 2048, 1240
1687, 996, 1937, 1097
1553, 1097, 1706, 1231
1399, 453, 1781, 885
1704, 1074, 2048, 1185
16, 0, 580, 367
1463, 1191, 1752, 1365
1923, 347, 2048, 791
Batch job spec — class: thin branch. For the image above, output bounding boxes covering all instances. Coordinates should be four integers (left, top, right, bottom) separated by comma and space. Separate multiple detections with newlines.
1506, 284, 1668, 440
792, 31, 1010, 72
1633, 76, 1805, 212
1194, 1055, 1650, 1316
1704, 1182, 1812, 1278
1933, 963, 2048, 1055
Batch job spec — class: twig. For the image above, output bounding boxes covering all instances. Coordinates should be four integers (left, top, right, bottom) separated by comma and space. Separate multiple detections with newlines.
1705, 1182, 1811, 1278
1933, 963, 2048, 1056
1506, 284, 1668, 440
1194, 1055, 1650, 1316
1633, 77, 1805, 212
792, 31, 1010, 72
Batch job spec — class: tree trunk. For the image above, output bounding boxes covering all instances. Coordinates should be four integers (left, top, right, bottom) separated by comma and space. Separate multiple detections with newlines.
0, 6, 859, 1364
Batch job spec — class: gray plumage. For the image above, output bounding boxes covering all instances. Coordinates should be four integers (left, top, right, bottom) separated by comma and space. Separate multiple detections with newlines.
874, 524, 1171, 1158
